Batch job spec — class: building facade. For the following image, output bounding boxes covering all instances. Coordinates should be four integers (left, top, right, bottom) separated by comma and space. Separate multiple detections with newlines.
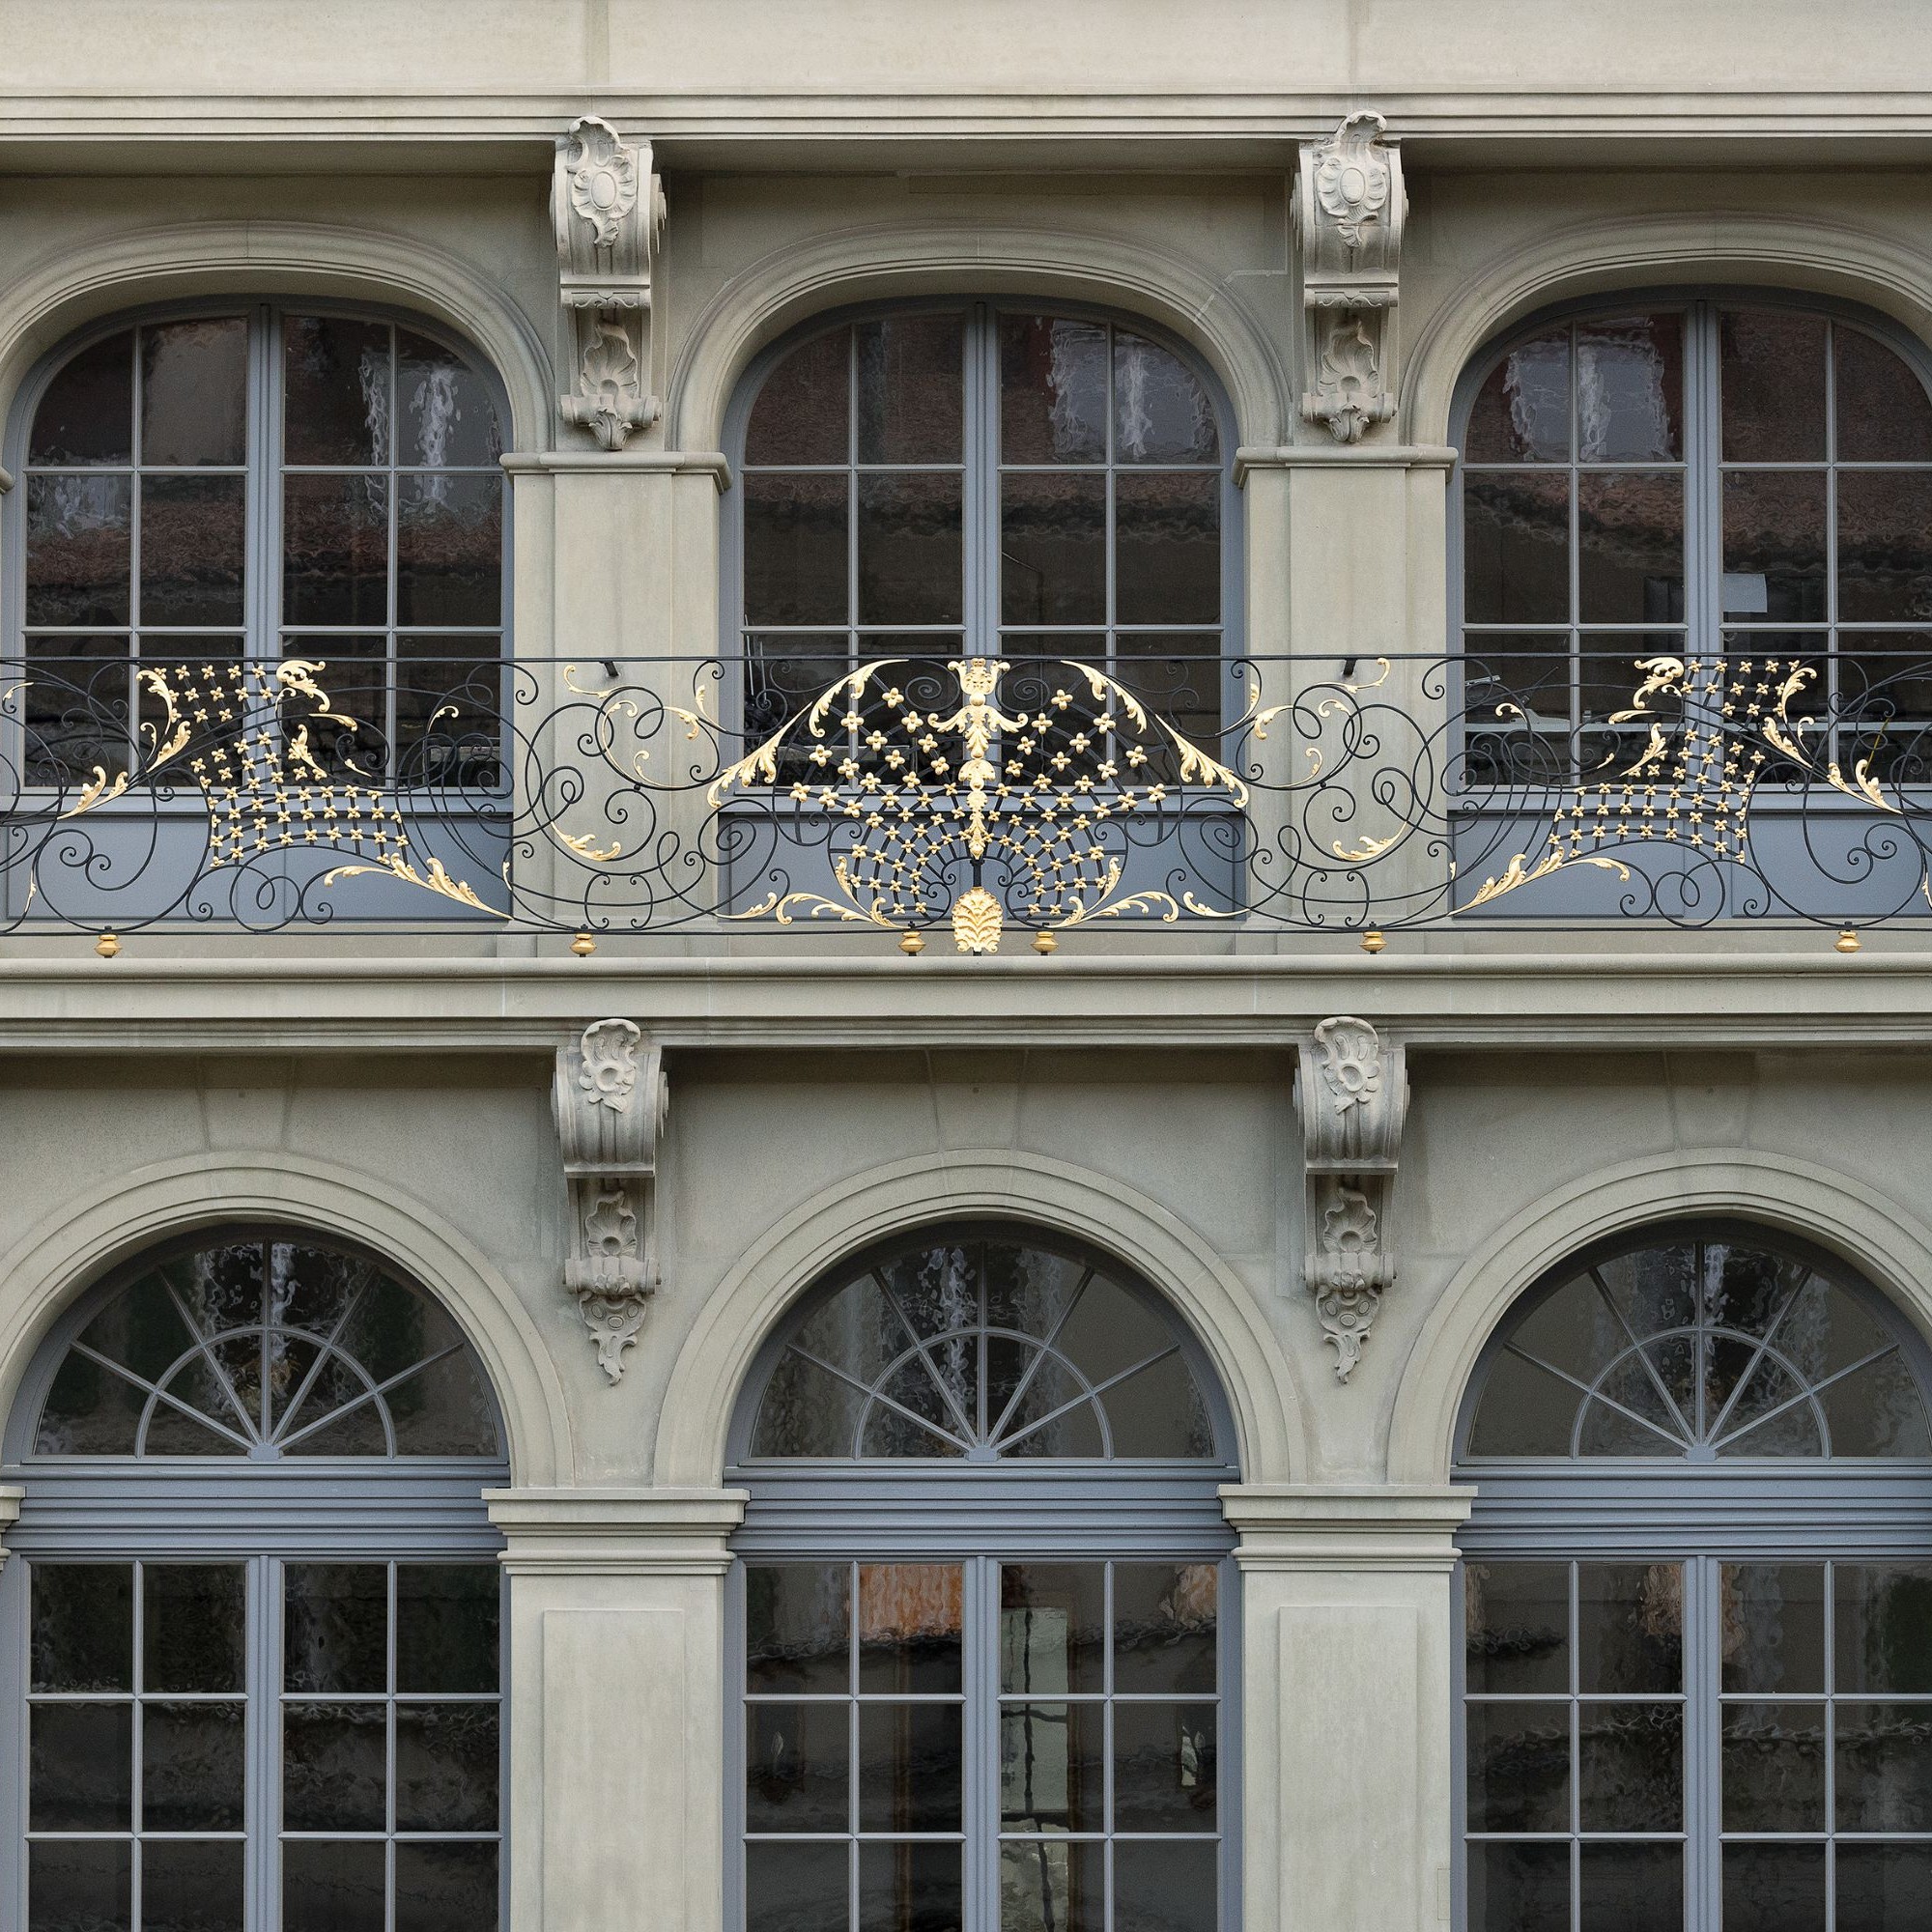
4, 5, 1932, 1928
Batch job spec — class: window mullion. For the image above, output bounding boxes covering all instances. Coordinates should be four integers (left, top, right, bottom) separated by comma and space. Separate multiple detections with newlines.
971, 305, 996, 661
250, 303, 280, 663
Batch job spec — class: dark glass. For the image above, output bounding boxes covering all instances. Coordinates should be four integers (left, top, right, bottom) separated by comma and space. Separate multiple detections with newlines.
1837, 1843, 1932, 1932
1836, 635, 1932, 763
1463, 472, 1570, 624
1722, 1843, 1825, 1932
1473, 1340, 1602, 1456
1836, 1700, 1932, 1829
856, 472, 961, 624
1115, 1702, 1217, 1832
1465, 1840, 1569, 1932
1114, 331, 1217, 462
284, 315, 392, 466
1002, 471, 1106, 623
747, 327, 850, 466
998, 1359, 1107, 1459
742, 637, 851, 781
1720, 1701, 1827, 1831
1838, 469, 1932, 621
746, 1698, 850, 1832
1577, 1700, 1681, 1831
25, 473, 132, 627
1116, 470, 1219, 624
1000, 1703, 1101, 1830
141, 319, 247, 466
284, 632, 385, 777
140, 473, 246, 625
1722, 470, 1827, 621
162, 1243, 263, 1338
1596, 1244, 1699, 1339
1836, 1563, 1932, 1692
860, 1360, 968, 1459
1578, 1843, 1679, 1932
1576, 1360, 1685, 1456
283, 473, 389, 627
1720, 1564, 1825, 1694
1109, 636, 1224, 783
1460, 639, 1574, 786
143, 1699, 246, 1829
1578, 1564, 1682, 1692
856, 313, 963, 463
1464, 329, 1570, 462
1003, 315, 1107, 463
281, 1838, 386, 1932
1000, 1839, 1104, 1932
1580, 630, 1685, 734
1577, 315, 1683, 461
859, 1701, 961, 1832
1002, 1567, 1105, 1699
1114, 1562, 1218, 1694
382, 1347, 499, 1457
857, 1563, 962, 1692
1818, 1351, 1932, 1457
1577, 472, 1684, 623
33, 1331, 149, 1447
1464, 1699, 1569, 1833
395, 1702, 499, 1831
1465, 1562, 1569, 1695
397, 1564, 498, 1693
397, 472, 502, 626
394, 1842, 499, 1932
31, 1562, 132, 1690
1721, 309, 1829, 462
1097, 1350, 1215, 1459
1114, 1839, 1217, 1932
1053, 1275, 1179, 1387
29, 1702, 131, 1829
399, 331, 502, 467
397, 637, 502, 788
746, 1841, 847, 1932
282, 1701, 387, 1831
744, 471, 848, 626
27, 1840, 131, 1932
31, 329, 134, 465
1836, 326, 1932, 461
750, 1344, 869, 1451
859, 1841, 963, 1932
285, 1563, 388, 1692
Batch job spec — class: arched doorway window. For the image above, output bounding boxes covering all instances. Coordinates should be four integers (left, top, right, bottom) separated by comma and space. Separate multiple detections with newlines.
1, 1228, 510, 1932
1456, 1222, 1932, 1932
727, 1221, 1239, 1932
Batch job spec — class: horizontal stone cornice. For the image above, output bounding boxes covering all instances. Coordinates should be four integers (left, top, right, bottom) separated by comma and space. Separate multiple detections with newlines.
484, 1485, 748, 1575
1220, 1483, 1475, 1573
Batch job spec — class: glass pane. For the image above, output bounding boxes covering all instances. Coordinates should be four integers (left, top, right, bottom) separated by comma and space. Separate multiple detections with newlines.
856, 313, 963, 464
140, 472, 246, 626
398, 331, 502, 468
1466, 1840, 1569, 1932
1465, 1699, 1569, 1833
744, 471, 848, 626
1722, 1843, 1825, 1932
1115, 469, 1218, 625
397, 472, 502, 626
864, 1353, 969, 1457
1595, 1244, 1699, 1341
1577, 314, 1683, 462
998, 1362, 1106, 1460
1000, 1838, 1103, 1932
750, 1350, 867, 1457
747, 327, 850, 467
1818, 1350, 1931, 1457
857, 1564, 961, 1693
383, 1347, 498, 1457
747, 1840, 847, 1932
748, 1564, 850, 1695
1578, 1565, 1681, 1692
283, 473, 389, 627
26, 473, 131, 626
1836, 1700, 1932, 1829
1001, 1566, 1105, 1695
1000, 1702, 1101, 1831
1721, 309, 1829, 462
333, 1271, 462, 1383
1837, 1843, 1932, 1932
34, 1343, 148, 1452
1464, 1349, 1581, 1458
1836, 326, 1932, 461
1722, 470, 1827, 622
1464, 329, 1570, 462
32, 330, 134, 465
1720, 1564, 1825, 1694
285, 315, 392, 466
1115, 331, 1217, 463
64, 1275, 191, 1392
141, 319, 247, 467
1465, 1562, 1569, 1695
1578, 1843, 1678, 1932
395, 1841, 498, 1932
30, 1701, 131, 1829
855, 470, 961, 624
1577, 1700, 1681, 1831
1713, 1354, 1810, 1451
144, 1698, 245, 1828
1002, 471, 1106, 624
1837, 1563, 1932, 1692
278, 1354, 388, 1457
746, 1698, 849, 1832
161, 1243, 264, 1338
283, 1700, 386, 1831
1721, 1700, 1826, 1830
1099, 1350, 1215, 1459
27, 1839, 131, 1932
1003, 315, 1107, 464
1511, 1275, 1631, 1382
1577, 472, 1683, 623
1114, 1562, 1217, 1694
1576, 1357, 1687, 1457
281, 1838, 386, 1932
1463, 472, 1570, 624
1115, 1701, 1216, 1832
1114, 1839, 1216, 1932
858, 1840, 961, 1932
31, 1563, 132, 1690
1838, 469, 1932, 621
858, 1701, 960, 1832
395, 1702, 498, 1831
396, 637, 501, 789
396, 1565, 498, 1694
285, 1563, 387, 1692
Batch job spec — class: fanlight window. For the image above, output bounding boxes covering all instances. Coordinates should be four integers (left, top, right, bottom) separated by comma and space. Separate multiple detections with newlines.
748, 1229, 1218, 1461
1465, 1228, 1932, 1460
33, 1233, 500, 1460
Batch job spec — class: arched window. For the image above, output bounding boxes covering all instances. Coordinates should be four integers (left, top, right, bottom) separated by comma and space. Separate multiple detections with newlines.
1455, 297, 1932, 787
1, 1230, 509, 1932
728, 1223, 1238, 1932
1456, 1223, 1932, 1932
12, 304, 506, 791
729, 303, 1234, 762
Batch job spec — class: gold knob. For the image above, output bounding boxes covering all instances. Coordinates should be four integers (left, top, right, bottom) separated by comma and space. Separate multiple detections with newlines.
1360, 928, 1387, 954
95, 932, 121, 959
1835, 928, 1861, 953
1033, 931, 1058, 955
898, 930, 925, 955
570, 932, 597, 957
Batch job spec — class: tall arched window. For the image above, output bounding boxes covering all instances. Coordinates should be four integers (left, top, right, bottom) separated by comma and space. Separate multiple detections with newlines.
11, 304, 506, 791
1, 1229, 509, 1932
728, 1222, 1239, 1932
1456, 1222, 1932, 1932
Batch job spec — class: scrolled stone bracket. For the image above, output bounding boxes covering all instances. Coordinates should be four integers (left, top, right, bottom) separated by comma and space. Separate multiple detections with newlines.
1294, 1015, 1409, 1381
553, 115, 667, 451
553, 1018, 668, 1382
1293, 111, 1405, 444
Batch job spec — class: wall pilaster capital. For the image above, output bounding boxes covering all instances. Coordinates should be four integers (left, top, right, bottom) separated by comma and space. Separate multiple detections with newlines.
484, 1485, 747, 1577
1219, 1483, 1474, 1574
0, 1483, 20, 1572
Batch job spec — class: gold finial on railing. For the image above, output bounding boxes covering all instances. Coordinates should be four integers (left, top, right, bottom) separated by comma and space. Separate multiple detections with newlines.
1835, 928, 1861, 953
95, 932, 121, 959
1360, 929, 1386, 954
571, 932, 598, 957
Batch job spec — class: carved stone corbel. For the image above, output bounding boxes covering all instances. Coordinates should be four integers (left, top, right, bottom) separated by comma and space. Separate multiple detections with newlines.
1293, 112, 1405, 444
553, 1018, 668, 1381
553, 115, 667, 451
1294, 1015, 1408, 1381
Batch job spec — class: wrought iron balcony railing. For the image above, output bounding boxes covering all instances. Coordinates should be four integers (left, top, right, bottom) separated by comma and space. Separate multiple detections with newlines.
7, 645, 1932, 949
